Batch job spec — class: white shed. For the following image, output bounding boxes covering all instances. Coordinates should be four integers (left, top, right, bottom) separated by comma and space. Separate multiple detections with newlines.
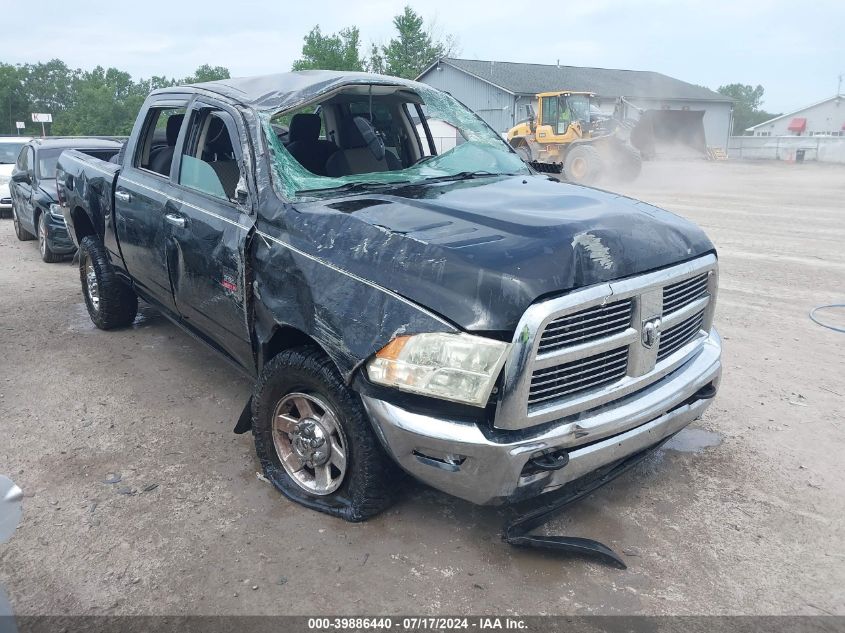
746, 95, 845, 137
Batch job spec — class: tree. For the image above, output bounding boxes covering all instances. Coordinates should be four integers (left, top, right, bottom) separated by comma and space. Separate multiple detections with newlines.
182, 64, 231, 84
718, 83, 780, 135
378, 6, 455, 79
52, 66, 145, 136
0, 60, 231, 135
292, 26, 366, 72
367, 43, 386, 75
19, 59, 79, 116
0, 64, 30, 136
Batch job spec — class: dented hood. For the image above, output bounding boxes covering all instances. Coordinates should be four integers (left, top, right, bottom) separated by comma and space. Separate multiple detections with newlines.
286, 175, 714, 332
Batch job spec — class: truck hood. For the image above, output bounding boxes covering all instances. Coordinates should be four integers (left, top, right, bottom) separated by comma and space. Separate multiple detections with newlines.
287, 175, 714, 332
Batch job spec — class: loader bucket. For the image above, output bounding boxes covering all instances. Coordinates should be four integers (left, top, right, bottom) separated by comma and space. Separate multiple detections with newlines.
630, 110, 707, 159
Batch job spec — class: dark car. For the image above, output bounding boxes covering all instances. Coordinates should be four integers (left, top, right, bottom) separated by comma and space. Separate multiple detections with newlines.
10, 138, 122, 262
57, 72, 721, 530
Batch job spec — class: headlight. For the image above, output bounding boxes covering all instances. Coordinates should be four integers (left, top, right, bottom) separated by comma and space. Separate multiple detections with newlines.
49, 203, 64, 220
366, 332, 510, 407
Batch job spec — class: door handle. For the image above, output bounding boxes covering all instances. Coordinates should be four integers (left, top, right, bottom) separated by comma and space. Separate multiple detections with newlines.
164, 213, 187, 228
115, 190, 131, 203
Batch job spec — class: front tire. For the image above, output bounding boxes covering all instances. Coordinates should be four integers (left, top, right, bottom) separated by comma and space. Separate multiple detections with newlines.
38, 214, 63, 263
12, 206, 35, 241
252, 347, 398, 522
79, 236, 138, 330
564, 144, 604, 184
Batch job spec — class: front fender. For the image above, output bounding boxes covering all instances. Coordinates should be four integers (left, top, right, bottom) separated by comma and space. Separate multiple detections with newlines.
251, 229, 457, 382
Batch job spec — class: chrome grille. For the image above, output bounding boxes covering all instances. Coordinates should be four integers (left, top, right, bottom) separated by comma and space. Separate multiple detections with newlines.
537, 299, 633, 353
496, 254, 719, 430
528, 347, 628, 406
657, 310, 705, 362
663, 272, 709, 314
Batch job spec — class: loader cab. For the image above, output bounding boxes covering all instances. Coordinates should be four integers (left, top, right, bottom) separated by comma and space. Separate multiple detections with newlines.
536, 91, 595, 141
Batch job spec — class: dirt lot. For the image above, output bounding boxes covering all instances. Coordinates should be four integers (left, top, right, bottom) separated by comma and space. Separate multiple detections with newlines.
1, 160, 843, 616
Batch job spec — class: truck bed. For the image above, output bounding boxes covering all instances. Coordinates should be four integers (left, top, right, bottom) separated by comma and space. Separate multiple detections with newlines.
56, 149, 122, 252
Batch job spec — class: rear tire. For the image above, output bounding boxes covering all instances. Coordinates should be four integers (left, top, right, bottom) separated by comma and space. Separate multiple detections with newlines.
12, 206, 35, 241
38, 214, 63, 263
612, 144, 643, 182
79, 236, 138, 330
564, 145, 604, 184
252, 347, 398, 522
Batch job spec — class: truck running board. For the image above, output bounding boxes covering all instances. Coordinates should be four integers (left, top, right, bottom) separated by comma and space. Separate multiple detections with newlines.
502, 436, 675, 569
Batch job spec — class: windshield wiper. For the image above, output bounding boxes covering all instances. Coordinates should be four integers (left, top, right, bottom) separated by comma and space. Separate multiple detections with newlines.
297, 180, 411, 196
421, 171, 516, 184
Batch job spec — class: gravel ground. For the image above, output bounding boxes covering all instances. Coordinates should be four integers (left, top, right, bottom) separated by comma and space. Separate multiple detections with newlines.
0, 159, 843, 616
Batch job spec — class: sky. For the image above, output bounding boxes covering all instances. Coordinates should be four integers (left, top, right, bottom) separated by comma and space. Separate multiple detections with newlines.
2, 0, 843, 114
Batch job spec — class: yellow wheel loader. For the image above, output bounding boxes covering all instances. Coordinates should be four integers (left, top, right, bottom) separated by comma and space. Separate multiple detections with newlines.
507, 91, 709, 184
507, 91, 643, 184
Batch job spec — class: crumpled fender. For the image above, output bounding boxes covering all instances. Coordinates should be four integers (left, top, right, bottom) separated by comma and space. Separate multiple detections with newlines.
250, 223, 457, 382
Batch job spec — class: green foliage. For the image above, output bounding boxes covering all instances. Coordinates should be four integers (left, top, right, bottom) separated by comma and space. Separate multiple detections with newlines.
367, 43, 386, 75
379, 6, 451, 79
718, 83, 781, 135
292, 26, 366, 72
290, 7, 456, 79
0, 60, 230, 136
182, 64, 231, 84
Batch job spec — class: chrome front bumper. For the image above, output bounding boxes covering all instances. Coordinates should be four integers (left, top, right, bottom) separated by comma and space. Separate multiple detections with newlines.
362, 328, 721, 505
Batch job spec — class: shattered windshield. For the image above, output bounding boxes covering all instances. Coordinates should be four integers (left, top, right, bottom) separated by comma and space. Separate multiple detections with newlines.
261, 83, 528, 201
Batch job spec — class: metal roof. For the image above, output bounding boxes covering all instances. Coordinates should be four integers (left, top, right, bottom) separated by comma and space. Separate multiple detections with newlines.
419, 58, 730, 102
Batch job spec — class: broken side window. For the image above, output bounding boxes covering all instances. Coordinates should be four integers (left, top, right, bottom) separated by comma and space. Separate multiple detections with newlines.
134, 105, 187, 176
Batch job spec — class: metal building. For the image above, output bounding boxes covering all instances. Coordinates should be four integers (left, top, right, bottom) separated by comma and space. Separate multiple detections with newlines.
745, 95, 845, 137
417, 57, 735, 151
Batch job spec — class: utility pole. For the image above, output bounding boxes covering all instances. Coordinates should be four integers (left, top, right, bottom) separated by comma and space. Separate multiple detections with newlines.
839, 73, 843, 96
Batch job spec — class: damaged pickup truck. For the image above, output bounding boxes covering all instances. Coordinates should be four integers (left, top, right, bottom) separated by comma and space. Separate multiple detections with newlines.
57, 71, 721, 537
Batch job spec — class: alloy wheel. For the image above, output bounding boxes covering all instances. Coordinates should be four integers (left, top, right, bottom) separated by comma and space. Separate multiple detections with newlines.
38, 216, 47, 257
84, 256, 100, 312
271, 392, 348, 495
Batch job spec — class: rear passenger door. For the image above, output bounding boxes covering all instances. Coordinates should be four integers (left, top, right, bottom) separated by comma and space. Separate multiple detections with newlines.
167, 101, 254, 369
114, 98, 187, 313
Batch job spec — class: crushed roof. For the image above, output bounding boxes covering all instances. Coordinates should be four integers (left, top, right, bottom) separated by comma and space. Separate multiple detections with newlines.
174, 70, 422, 111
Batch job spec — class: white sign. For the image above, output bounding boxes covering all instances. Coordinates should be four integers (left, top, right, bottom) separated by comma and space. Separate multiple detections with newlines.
15, 121, 25, 129
31, 113, 52, 123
